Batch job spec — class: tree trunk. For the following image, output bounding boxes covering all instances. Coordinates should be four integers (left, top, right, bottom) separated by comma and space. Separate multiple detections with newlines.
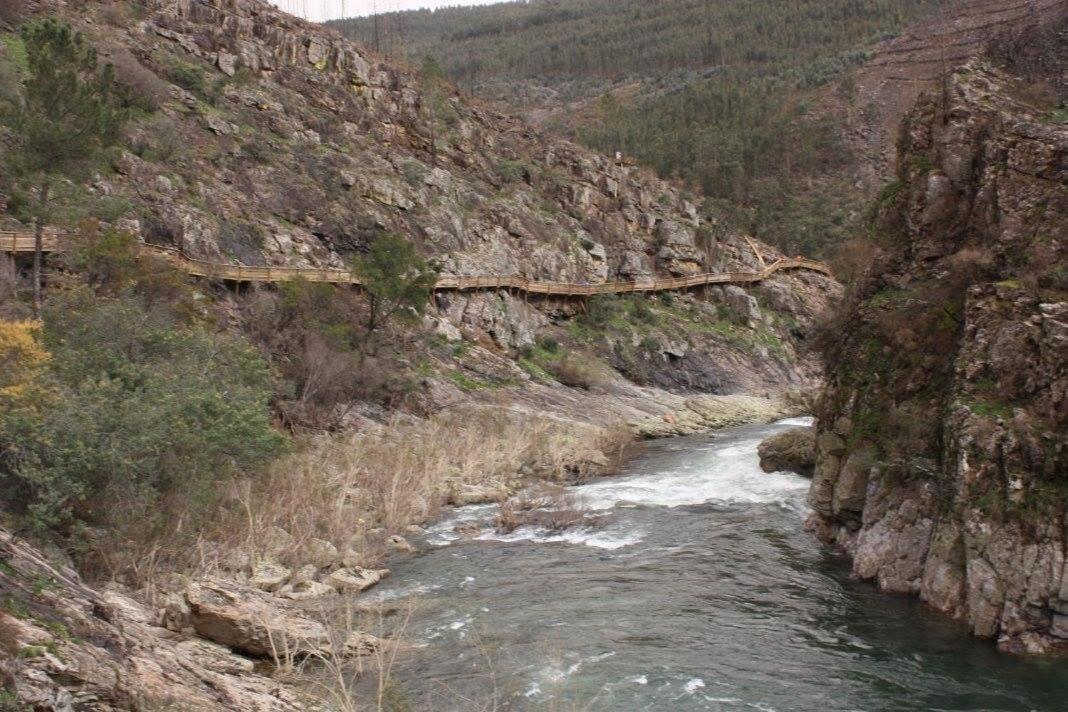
31, 182, 49, 318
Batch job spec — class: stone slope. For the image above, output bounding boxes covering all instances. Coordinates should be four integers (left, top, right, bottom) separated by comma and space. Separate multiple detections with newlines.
0, 529, 311, 710
809, 55, 1067, 653
1, 0, 837, 397
116, 0, 801, 280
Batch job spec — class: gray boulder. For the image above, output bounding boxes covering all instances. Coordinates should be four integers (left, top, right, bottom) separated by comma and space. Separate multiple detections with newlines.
758, 426, 816, 478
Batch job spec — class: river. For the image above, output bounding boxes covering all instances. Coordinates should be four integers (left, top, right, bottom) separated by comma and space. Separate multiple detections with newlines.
357, 418, 1066, 711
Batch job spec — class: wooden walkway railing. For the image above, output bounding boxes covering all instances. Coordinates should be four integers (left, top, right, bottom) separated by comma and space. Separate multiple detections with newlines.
2, 229, 832, 295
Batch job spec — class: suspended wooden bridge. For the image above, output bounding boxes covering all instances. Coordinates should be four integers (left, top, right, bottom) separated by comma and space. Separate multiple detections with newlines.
2, 229, 832, 296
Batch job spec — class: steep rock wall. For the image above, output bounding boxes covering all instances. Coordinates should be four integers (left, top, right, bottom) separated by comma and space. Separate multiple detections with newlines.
809, 58, 1067, 653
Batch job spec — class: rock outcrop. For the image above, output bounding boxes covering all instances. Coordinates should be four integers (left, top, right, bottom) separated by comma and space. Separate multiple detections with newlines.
808, 53, 1067, 653
0, 530, 309, 710
120, 0, 807, 286
847, 0, 1068, 180
0, 527, 393, 708
635, 394, 800, 439
758, 427, 816, 477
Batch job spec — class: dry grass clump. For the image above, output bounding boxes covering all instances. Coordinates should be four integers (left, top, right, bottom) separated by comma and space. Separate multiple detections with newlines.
221, 406, 632, 565
495, 484, 588, 534
548, 353, 613, 391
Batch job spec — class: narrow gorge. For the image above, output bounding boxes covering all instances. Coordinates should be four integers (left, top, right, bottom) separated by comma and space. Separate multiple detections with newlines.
0, 0, 1064, 710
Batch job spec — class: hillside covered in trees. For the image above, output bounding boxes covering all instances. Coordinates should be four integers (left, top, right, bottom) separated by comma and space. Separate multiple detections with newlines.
331, 0, 949, 257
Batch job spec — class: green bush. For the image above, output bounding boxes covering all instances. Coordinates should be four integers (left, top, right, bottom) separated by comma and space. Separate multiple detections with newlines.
536, 335, 560, 353
495, 160, 527, 183
626, 295, 659, 325
585, 294, 623, 327
548, 353, 607, 391
164, 59, 205, 94
0, 291, 286, 532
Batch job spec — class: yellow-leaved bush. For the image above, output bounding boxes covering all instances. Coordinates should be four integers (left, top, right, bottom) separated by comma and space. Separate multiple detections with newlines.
0, 319, 51, 407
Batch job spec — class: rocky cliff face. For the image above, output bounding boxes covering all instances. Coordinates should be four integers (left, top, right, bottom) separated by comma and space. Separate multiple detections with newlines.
117, 0, 803, 277
14, 0, 836, 397
128, 0, 711, 279
809, 54, 1067, 653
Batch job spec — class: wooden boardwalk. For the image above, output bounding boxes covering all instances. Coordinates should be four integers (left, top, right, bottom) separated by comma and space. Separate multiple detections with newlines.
2, 230, 832, 295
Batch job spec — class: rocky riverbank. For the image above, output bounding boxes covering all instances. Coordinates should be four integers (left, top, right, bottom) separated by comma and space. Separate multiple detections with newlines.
0, 386, 804, 708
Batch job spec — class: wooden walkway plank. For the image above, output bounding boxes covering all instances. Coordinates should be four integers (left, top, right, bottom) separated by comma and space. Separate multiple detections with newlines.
0, 229, 832, 295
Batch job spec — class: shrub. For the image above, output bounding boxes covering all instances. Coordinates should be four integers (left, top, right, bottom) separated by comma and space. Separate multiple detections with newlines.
62, 221, 197, 314
401, 160, 428, 187
111, 49, 167, 113
549, 353, 608, 390
626, 295, 659, 325
241, 280, 371, 428
163, 58, 206, 94
639, 336, 662, 352
495, 484, 586, 534
62, 222, 140, 291
585, 294, 623, 327
495, 160, 527, 183
536, 335, 560, 353
0, 291, 285, 533
0, 319, 49, 407
100, 1, 144, 28
241, 136, 273, 164
130, 115, 188, 164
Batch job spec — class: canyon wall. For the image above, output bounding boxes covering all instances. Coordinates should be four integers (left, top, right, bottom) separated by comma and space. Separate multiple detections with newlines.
809, 48, 1067, 653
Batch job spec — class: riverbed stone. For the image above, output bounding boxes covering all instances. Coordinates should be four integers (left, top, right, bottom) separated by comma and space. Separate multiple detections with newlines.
757, 427, 815, 477
305, 538, 339, 569
278, 580, 335, 601
250, 561, 290, 592
325, 566, 389, 593
185, 579, 329, 657
388, 534, 415, 553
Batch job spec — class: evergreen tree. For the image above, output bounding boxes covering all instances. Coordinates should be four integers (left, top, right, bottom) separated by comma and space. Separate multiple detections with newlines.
351, 233, 438, 337
419, 55, 450, 166
1, 19, 123, 316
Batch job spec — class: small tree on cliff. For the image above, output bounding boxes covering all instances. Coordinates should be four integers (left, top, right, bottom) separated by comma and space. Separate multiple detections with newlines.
419, 55, 451, 166
350, 233, 438, 338
0, 19, 122, 316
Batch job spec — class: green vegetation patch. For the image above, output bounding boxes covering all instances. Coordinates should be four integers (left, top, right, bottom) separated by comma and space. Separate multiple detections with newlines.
1, 32, 28, 73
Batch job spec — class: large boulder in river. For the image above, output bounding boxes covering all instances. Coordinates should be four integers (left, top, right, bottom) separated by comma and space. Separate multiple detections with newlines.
758, 427, 816, 478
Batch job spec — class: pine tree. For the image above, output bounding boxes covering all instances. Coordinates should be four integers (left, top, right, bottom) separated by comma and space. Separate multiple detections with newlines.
350, 233, 438, 337
1, 18, 123, 316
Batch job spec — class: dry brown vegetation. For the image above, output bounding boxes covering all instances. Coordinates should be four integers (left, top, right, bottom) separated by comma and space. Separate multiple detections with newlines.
212, 407, 630, 569
495, 483, 589, 534
82, 405, 630, 592
548, 353, 614, 391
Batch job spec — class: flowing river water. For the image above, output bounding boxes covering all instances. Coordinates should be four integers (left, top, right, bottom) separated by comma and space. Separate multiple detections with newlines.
357, 418, 1066, 711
